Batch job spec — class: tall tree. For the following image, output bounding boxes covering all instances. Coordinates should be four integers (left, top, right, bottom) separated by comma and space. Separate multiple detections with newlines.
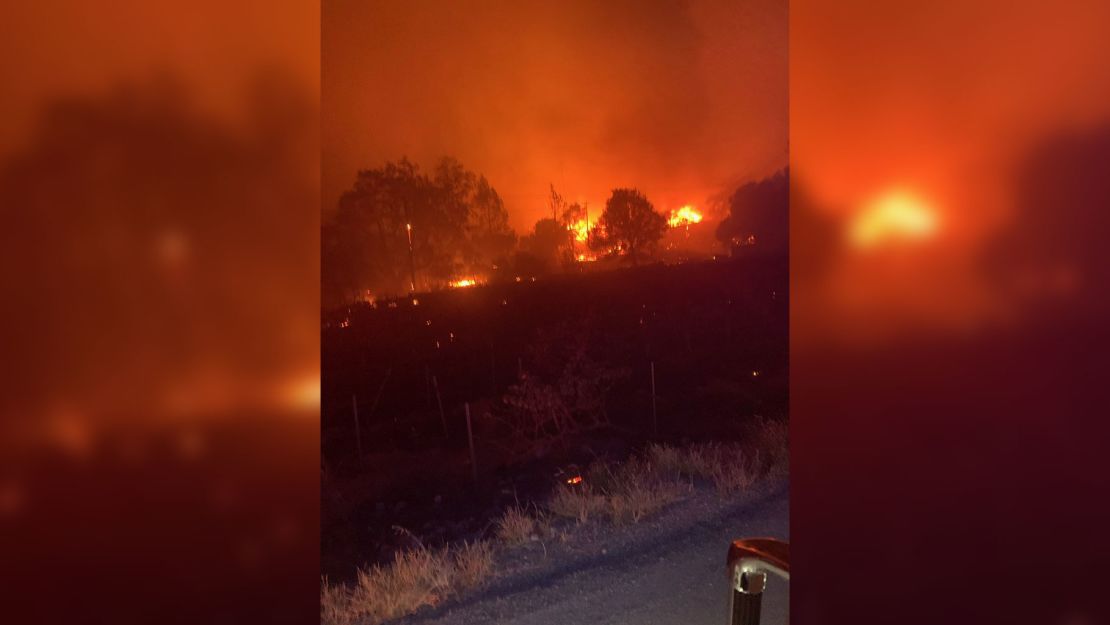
468, 175, 516, 266
522, 217, 570, 270
323, 157, 515, 303
715, 168, 788, 256
594, 188, 667, 265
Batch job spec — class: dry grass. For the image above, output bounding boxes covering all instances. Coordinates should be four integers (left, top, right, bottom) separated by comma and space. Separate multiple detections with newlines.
547, 454, 691, 526
646, 443, 716, 478
755, 418, 789, 479
711, 452, 758, 494
452, 541, 494, 589
321, 577, 356, 625
644, 440, 774, 495
605, 479, 688, 524
495, 504, 550, 545
321, 541, 494, 625
548, 484, 609, 523
322, 426, 789, 625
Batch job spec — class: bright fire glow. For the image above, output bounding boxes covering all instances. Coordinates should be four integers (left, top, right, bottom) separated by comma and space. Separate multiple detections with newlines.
566, 475, 583, 485
285, 376, 321, 411
568, 219, 589, 243
450, 278, 478, 288
667, 205, 703, 228
849, 190, 939, 249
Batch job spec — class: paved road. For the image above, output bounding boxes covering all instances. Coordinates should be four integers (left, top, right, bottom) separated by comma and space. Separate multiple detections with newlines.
410, 488, 789, 625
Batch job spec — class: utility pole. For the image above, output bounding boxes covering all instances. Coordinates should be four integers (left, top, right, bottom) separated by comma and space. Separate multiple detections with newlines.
352, 394, 362, 459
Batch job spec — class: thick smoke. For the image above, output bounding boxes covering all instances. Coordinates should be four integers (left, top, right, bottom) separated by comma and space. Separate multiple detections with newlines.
323, 0, 787, 232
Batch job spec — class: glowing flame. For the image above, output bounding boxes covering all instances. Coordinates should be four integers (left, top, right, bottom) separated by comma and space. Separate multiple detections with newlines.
284, 375, 320, 411
450, 278, 477, 288
668, 205, 703, 228
849, 189, 939, 249
568, 219, 589, 243
566, 475, 583, 485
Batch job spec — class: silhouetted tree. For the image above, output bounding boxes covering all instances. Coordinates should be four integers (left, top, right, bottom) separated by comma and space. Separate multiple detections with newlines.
467, 175, 516, 267
323, 157, 514, 303
594, 188, 667, 264
521, 217, 571, 270
548, 183, 564, 221
716, 168, 788, 256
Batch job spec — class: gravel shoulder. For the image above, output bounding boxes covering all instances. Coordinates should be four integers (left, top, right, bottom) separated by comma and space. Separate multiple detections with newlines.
395, 478, 789, 625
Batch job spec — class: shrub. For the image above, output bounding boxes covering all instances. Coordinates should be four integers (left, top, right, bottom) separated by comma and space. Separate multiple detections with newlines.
498, 325, 628, 449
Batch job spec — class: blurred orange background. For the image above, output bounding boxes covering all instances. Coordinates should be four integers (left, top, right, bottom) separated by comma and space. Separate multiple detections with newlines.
792, 0, 1110, 341
791, 2, 1110, 623
0, 1, 321, 623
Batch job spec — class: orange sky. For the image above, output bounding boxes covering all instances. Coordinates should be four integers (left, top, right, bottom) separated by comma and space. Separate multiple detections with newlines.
323, 0, 787, 232
0, 0, 319, 154
793, 0, 1110, 230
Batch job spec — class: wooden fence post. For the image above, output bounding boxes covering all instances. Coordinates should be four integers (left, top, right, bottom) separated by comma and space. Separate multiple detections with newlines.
651, 361, 658, 437
465, 402, 478, 484
352, 394, 362, 459
432, 375, 448, 438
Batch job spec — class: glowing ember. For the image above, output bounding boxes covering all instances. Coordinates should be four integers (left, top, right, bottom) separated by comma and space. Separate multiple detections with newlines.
575, 252, 598, 262
667, 205, 703, 228
566, 475, 583, 485
450, 278, 478, 288
339, 318, 350, 328
849, 189, 939, 248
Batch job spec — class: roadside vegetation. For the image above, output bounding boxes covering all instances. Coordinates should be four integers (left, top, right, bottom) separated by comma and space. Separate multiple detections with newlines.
321, 541, 493, 625
321, 419, 787, 625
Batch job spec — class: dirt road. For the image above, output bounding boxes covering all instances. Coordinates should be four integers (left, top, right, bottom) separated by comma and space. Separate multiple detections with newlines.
403, 486, 789, 625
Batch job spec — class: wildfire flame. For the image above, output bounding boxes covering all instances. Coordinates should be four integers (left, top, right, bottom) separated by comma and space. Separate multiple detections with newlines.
449, 278, 478, 288
568, 219, 589, 243
566, 475, 583, 485
849, 189, 939, 249
668, 205, 703, 228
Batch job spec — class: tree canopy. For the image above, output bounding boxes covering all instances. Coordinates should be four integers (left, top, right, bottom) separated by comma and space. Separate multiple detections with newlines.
715, 168, 788, 256
322, 157, 514, 305
593, 188, 667, 264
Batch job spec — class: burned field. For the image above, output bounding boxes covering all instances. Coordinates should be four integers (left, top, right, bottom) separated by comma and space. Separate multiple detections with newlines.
321, 256, 787, 582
